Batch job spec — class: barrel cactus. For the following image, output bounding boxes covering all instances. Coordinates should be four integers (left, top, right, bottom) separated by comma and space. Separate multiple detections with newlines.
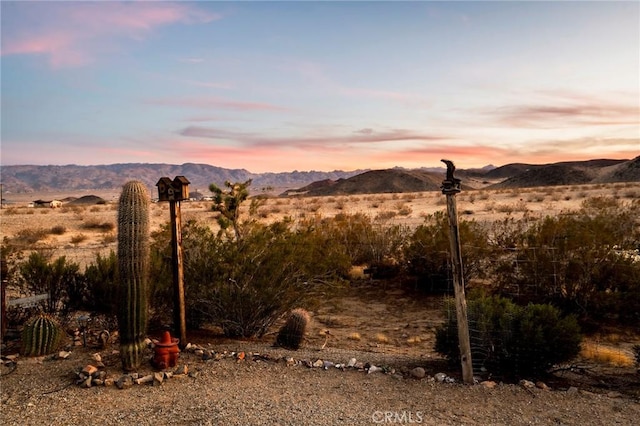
21, 313, 65, 357
275, 308, 310, 350
117, 181, 151, 371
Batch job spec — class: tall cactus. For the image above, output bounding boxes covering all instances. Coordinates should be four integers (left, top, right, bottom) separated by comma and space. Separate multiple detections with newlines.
21, 313, 65, 357
117, 181, 150, 371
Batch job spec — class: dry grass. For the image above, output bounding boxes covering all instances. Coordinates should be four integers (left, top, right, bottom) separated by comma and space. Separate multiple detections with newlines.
580, 342, 635, 367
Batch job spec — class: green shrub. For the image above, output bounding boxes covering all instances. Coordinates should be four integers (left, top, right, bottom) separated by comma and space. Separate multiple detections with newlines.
492, 200, 640, 328
83, 251, 117, 315
435, 295, 581, 379
150, 218, 349, 337
403, 212, 490, 293
18, 252, 82, 314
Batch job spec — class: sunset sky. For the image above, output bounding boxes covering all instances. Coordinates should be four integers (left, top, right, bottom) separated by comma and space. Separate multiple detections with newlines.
1, 1, 638, 173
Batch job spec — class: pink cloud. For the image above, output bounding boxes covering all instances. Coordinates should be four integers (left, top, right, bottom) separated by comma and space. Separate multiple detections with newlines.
148, 97, 287, 112
1, 2, 220, 68
179, 126, 450, 147
486, 92, 639, 128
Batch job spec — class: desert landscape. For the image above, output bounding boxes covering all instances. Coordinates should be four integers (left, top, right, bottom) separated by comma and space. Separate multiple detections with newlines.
1, 179, 639, 425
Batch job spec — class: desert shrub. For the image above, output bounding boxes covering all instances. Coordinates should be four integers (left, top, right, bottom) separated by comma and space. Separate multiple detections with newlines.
403, 212, 491, 293
81, 220, 115, 231
12, 227, 49, 246
491, 200, 640, 329
18, 252, 83, 314
317, 213, 408, 278
435, 295, 581, 379
70, 234, 88, 244
150, 218, 349, 336
50, 225, 66, 235
83, 251, 117, 315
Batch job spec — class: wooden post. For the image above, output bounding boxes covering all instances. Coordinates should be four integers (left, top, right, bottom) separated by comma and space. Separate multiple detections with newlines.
440, 159, 474, 384
170, 200, 187, 349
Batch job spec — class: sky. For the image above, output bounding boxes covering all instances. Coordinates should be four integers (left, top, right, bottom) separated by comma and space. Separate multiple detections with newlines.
1, 0, 638, 173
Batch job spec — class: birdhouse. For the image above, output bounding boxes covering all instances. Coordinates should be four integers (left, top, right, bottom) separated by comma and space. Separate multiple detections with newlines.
156, 176, 190, 202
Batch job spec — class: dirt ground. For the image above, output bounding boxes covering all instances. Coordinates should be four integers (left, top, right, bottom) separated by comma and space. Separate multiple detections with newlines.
1, 184, 640, 424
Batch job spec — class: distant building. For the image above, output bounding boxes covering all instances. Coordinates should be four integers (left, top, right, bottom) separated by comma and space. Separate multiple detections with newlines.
33, 199, 62, 208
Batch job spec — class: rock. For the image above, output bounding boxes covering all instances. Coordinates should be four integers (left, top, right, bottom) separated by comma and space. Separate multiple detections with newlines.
519, 379, 535, 389
606, 391, 623, 398
174, 365, 189, 375
194, 349, 204, 357
566, 386, 579, 394
536, 381, 549, 390
184, 343, 192, 351
285, 357, 296, 367
58, 351, 71, 359
323, 360, 335, 369
143, 338, 152, 347
116, 375, 134, 389
481, 380, 497, 389
94, 370, 107, 380
104, 378, 115, 387
367, 365, 382, 374
81, 376, 92, 388
130, 372, 139, 380
135, 374, 154, 385
81, 365, 98, 376
188, 371, 199, 378
164, 371, 174, 379
91, 353, 102, 363
346, 358, 357, 368
312, 359, 324, 368
153, 372, 164, 386
92, 379, 104, 386
410, 367, 426, 379
434, 372, 447, 383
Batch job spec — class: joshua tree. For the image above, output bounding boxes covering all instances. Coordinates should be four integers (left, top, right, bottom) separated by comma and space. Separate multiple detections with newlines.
209, 179, 252, 240
116, 181, 150, 371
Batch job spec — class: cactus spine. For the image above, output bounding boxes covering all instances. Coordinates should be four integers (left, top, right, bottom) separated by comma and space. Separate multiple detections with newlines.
21, 313, 64, 357
117, 181, 150, 371
275, 308, 310, 350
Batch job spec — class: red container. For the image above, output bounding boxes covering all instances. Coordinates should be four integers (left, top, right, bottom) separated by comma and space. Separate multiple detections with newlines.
152, 331, 180, 370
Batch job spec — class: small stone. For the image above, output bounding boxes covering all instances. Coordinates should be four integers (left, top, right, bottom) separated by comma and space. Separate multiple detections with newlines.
116, 375, 133, 389
606, 391, 622, 398
236, 352, 245, 361
312, 359, 324, 368
58, 351, 71, 359
566, 386, 579, 394
323, 360, 334, 369
346, 358, 357, 368
354, 362, 365, 370
535, 381, 549, 390
434, 372, 447, 383
135, 374, 154, 385
81, 376, 92, 388
410, 367, 426, 379
153, 372, 164, 386
73, 340, 83, 346
91, 353, 102, 363
184, 343, 192, 351
143, 338, 152, 347
164, 371, 174, 380
285, 357, 296, 367
368, 365, 382, 374
104, 378, 115, 387
202, 350, 213, 361
94, 370, 107, 380
481, 380, 497, 389
82, 365, 98, 376
188, 371, 199, 378
194, 349, 204, 357
519, 379, 535, 389
174, 364, 188, 375
92, 379, 104, 386
95, 361, 105, 369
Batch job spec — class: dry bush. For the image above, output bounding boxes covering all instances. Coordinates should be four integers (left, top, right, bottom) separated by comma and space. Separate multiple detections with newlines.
81, 219, 115, 232
12, 228, 50, 246
70, 234, 88, 245
50, 225, 66, 235
580, 343, 634, 367
375, 210, 397, 220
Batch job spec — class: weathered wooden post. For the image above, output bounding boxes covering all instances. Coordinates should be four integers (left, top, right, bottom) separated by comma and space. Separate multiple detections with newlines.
156, 176, 190, 349
440, 159, 474, 384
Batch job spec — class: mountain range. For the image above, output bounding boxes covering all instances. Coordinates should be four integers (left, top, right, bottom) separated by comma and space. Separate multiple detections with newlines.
1, 157, 638, 196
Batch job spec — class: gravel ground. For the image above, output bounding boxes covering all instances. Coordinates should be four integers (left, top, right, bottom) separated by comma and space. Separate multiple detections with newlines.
2, 342, 639, 426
